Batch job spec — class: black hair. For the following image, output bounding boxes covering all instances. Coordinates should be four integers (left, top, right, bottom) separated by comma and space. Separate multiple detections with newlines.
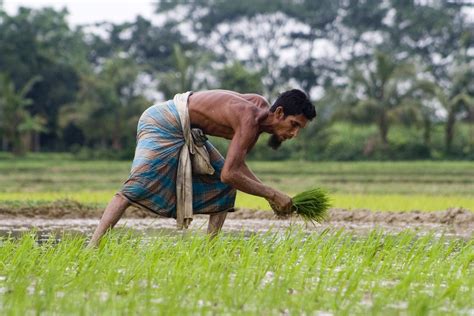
270, 89, 316, 120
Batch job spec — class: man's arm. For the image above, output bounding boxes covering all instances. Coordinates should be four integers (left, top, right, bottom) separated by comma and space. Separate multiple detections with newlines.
241, 162, 263, 184
238, 158, 292, 215
220, 113, 291, 210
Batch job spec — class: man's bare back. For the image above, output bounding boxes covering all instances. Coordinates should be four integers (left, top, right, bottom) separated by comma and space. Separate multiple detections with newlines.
188, 89, 309, 213
188, 90, 269, 140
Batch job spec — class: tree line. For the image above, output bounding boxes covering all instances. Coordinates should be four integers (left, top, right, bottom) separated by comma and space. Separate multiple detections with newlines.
0, 1, 473, 160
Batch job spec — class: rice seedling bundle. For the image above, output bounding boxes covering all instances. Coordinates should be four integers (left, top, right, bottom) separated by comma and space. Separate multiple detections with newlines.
291, 188, 331, 223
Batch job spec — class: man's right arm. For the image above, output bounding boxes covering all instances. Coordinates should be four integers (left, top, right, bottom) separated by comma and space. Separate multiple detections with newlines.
220, 112, 292, 211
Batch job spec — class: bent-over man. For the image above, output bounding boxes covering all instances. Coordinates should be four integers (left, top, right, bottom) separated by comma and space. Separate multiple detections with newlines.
89, 89, 316, 246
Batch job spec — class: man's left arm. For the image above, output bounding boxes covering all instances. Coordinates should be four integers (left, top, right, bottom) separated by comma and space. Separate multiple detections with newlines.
241, 162, 263, 184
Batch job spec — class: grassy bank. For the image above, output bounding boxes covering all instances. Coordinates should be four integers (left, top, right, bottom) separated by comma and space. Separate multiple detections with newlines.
1, 191, 473, 212
1, 154, 473, 212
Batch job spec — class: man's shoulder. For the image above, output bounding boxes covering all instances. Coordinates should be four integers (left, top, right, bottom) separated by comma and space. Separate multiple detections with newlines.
202, 90, 268, 105
192, 89, 265, 120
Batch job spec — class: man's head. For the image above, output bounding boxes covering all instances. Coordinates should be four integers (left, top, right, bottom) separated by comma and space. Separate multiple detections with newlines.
268, 89, 316, 150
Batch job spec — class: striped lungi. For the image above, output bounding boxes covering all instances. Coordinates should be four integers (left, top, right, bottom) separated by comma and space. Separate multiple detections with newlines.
119, 100, 236, 218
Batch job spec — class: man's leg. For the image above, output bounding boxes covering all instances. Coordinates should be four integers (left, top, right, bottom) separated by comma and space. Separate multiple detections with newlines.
88, 194, 131, 247
207, 211, 228, 237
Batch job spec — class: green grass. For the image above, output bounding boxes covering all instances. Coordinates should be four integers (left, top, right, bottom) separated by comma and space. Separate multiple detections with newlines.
0, 154, 473, 211
1, 154, 473, 195
238, 193, 474, 211
1, 191, 473, 211
0, 230, 472, 315
238, 193, 474, 212
247, 160, 474, 195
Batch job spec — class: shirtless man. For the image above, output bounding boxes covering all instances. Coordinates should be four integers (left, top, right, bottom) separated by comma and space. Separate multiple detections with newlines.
89, 89, 316, 246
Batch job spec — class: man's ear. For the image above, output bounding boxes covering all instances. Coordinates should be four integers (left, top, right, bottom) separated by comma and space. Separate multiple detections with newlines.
275, 106, 285, 119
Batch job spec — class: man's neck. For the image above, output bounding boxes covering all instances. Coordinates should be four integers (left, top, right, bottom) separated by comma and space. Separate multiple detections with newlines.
258, 110, 275, 134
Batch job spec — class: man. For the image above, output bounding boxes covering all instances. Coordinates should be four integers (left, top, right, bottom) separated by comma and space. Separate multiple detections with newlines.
89, 89, 316, 246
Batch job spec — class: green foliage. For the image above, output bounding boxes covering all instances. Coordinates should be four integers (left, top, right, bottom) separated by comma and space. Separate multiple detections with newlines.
432, 64, 474, 152
216, 62, 263, 93
303, 122, 473, 161
345, 52, 419, 145
59, 56, 150, 152
0, 74, 43, 154
155, 0, 340, 95
316, 124, 370, 160
0, 2, 472, 161
0, 7, 86, 150
158, 44, 211, 97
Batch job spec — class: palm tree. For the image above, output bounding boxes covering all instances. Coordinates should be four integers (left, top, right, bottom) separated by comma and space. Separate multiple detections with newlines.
59, 56, 149, 151
0, 73, 42, 155
348, 52, 416, 145
378, 62, 474, 154
398, 79, 439, 147
158, 44, 211, 97
434, 66, 474, 153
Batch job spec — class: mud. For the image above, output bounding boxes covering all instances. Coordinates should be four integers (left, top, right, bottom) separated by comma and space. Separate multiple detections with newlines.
229, 207, 474, 227
0, 200, 100, 219
0, 199, 472, 238
1, 199, 473, 225
0, 217, 471, 240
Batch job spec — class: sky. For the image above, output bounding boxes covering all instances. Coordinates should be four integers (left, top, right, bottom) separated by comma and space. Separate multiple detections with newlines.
3, 0, 472, 101
3, 0, 157, 25
5, 0, 474, 26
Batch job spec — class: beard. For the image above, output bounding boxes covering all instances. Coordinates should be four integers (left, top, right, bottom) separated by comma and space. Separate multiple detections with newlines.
267, 134, 282, 150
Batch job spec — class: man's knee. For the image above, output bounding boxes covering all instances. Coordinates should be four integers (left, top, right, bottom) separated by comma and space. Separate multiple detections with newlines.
114, 193, 132, 208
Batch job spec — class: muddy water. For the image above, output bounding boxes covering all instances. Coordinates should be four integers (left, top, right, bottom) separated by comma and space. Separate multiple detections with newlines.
2, 200, 473, 224
0, 216, 472, 241
1, 202, 472, 240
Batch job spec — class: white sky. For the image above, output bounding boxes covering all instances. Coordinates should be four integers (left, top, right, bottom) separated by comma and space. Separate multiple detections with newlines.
3, 0, 157, 25
4, 0, 474, 25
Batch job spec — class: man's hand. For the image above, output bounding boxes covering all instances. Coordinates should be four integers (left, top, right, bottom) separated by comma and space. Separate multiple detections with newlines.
267, 190, 293, 217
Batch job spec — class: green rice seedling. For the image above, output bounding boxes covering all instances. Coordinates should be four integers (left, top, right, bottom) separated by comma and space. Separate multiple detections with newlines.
1, 191, 474, 212
291, 188, 331, 223
0, 229, 473, 314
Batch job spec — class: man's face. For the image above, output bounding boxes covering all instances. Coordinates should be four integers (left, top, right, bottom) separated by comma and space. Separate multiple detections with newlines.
268, 107, 309, 150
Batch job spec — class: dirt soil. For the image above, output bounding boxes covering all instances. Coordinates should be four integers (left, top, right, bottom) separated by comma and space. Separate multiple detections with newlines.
0, 199, 472, 237
0, 217, 471, 239
1, 199, 472, 226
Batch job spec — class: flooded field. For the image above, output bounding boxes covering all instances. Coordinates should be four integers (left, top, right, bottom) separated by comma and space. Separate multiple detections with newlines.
1, 201, 473, 241
1, 209, 472, 242
1, 157, 472, 314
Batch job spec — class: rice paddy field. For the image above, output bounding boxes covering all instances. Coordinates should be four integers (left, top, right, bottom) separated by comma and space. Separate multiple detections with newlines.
0, 153, 473, 315
0, 153, 473, 211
